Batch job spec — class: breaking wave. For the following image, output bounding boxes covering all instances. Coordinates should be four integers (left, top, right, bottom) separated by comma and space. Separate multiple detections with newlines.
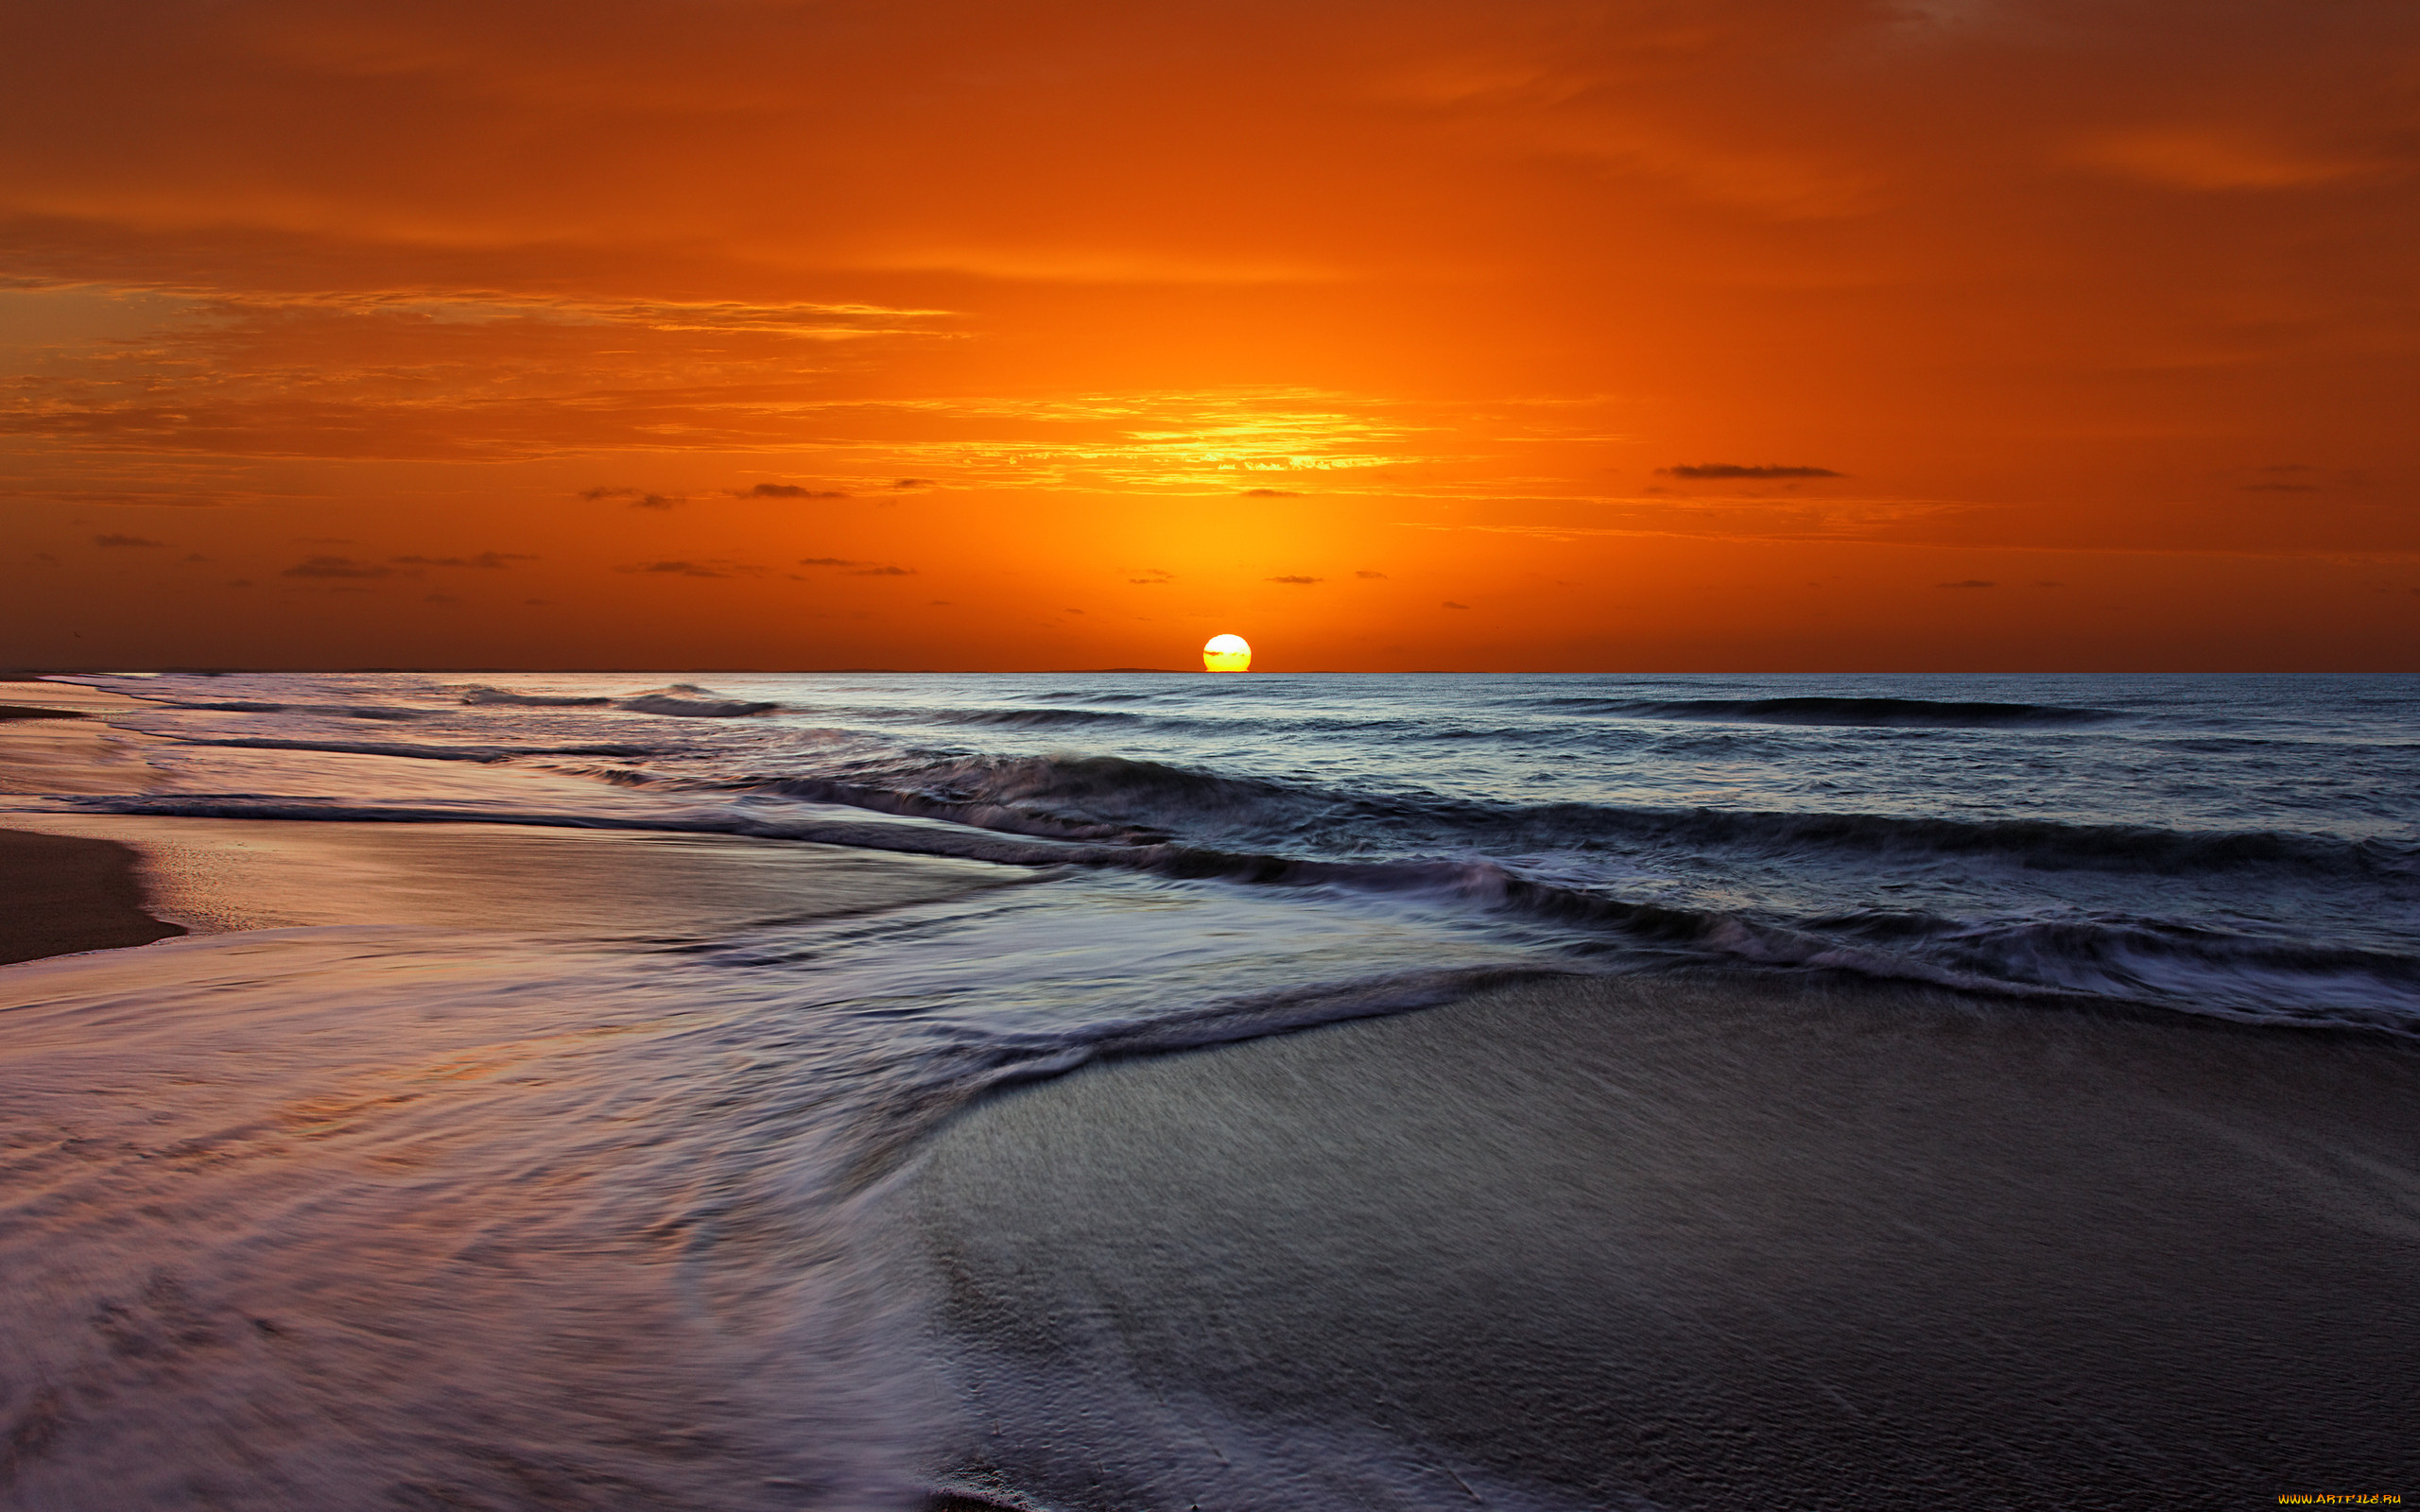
61, 783, 2420, 1032
730, 751, 2412, 882
459, 685, 616, 708
614, 684, 782, 717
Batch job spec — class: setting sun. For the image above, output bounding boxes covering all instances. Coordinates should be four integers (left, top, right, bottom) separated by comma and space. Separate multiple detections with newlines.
1202, 634, 1253, 673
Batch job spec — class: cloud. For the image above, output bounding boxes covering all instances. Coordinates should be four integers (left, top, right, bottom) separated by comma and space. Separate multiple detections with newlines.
1242, 488, 1303, 497
1129, 567, 1176, 584
891, 478, 934, 490
1938, 578, 1996, 589
94, 533, 164, 547
2241, 482, 2320, 493
743, 483, 850, 498
797, 557, 914, 575
1660, 464, 1844, 480
390, 552, 539, 568
1268, 575, 1322, 584
580, 487, 683, 509
1356, 570, 1388, 579
2079, 129, 2380, 191
2, 487, 268, 509
618, 559, 752, 577
283, 555, 392, 578
1442, 600, 1470, 610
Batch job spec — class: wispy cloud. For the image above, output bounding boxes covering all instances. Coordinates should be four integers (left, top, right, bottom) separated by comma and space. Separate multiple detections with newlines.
94, 533, 164, 547
282, 555, 392, 579
0, 281, 951, 338
742, 483, 850, 499
797, 557, 915, 576
617, 559, 766, 578
580, 487, 683, 509
390, 552, 538, 568
1659, 464, 1844, 480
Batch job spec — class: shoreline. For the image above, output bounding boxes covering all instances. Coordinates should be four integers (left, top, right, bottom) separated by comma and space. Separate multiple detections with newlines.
0, 677, 1039, 960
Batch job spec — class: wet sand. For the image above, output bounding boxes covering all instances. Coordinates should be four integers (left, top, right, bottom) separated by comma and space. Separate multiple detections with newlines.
0, 672, 1034, 956
906, 971, 2420, 1511
0, 828, 188, 964
2, 815, 1034, 943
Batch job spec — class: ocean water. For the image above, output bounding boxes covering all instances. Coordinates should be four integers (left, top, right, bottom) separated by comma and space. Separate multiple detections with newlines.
4, 670, 2417, 1508
41, 669, 2420, 1027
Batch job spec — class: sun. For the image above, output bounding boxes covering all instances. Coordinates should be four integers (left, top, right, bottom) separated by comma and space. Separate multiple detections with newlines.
1202, 633, 1252, 672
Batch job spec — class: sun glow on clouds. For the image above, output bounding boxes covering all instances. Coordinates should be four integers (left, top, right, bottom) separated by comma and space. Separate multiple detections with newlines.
2, 0, 2417, 671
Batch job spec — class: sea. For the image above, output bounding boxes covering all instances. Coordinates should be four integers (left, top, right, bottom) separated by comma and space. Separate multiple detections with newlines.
4, 669, 2416, 1508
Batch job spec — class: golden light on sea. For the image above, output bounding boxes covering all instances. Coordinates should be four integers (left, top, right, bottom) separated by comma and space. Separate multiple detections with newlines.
1202, 633, 1252, 673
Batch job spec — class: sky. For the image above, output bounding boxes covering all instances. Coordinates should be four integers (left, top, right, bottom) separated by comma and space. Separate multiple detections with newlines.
3, 0, 2415, 672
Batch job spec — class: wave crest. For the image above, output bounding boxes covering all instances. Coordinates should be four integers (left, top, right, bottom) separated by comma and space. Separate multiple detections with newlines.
614, 684, 781, 718
460, 685, 614, 708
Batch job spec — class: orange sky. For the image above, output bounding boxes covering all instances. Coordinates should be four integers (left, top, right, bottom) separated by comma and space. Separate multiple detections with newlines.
3, 0, 2415, 671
